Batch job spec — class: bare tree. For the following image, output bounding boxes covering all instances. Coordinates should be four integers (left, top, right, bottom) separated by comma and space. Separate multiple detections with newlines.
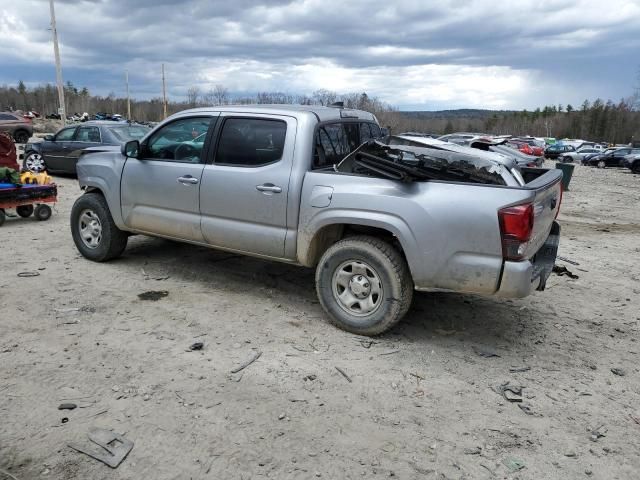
186, 86, 200, 108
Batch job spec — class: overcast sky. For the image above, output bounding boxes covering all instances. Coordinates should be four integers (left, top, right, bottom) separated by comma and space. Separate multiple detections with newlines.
1, 0, 639, 110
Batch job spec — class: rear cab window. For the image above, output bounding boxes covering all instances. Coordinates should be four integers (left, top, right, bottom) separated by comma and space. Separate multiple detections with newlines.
313, 121, 382, 169
214, 117, 287, 167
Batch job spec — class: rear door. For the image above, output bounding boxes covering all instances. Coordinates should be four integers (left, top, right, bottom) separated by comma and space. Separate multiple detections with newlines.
199, 114, 295, 257
41, 126, 77, 170
120, 115, 217, 241
66, 125, 102, 173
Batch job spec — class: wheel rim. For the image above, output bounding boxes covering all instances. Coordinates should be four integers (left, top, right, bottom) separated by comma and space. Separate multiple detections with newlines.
332, 260, 383, 317
78, 209, 102, 249
25, 153, 45, 172
598, 161, 605, 168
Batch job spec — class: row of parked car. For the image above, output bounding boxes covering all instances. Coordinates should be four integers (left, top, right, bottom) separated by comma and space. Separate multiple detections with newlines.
551, 144, 640, 172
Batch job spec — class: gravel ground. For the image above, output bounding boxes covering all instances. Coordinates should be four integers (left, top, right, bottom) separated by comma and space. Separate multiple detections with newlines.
1, 162, 639, 479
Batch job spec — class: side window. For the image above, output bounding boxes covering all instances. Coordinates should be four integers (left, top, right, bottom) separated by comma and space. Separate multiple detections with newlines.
215, 118, 287, 167
369, 123, 382, 138
144, 117, 212, 163
75, 126, 101, 142
359, 123, 373, 143
55, 128, 77, 141
0, 113, 16, 120
314, 123, 350, 168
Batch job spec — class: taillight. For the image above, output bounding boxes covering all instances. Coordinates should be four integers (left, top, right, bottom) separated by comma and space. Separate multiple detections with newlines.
499, 204, 534, 261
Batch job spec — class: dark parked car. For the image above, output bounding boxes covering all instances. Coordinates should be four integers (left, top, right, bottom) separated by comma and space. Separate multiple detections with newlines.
586, 148, 640, 168
23, 121, 150, 174
544, 144, 575, 159
0, 112, 33, 144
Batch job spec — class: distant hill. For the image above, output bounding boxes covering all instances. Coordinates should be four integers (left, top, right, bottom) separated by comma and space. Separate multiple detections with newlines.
400, 109, 515, 119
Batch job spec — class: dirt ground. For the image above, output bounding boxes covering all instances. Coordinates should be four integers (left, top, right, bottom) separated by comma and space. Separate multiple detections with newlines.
1, 162, 639, 480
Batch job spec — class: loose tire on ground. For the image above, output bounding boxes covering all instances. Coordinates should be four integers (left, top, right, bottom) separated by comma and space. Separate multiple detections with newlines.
315, 235, 413, 336
34, 204, 52, 221
70, 192, 128, 262
16, 205, 34, 218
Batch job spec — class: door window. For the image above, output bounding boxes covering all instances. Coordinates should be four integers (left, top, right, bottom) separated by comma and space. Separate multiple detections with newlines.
214, 118, 287, 167
144, 117, 213, 163
75, 126, 101, 142
55, 127, 77, 141
314, 123, 350, 168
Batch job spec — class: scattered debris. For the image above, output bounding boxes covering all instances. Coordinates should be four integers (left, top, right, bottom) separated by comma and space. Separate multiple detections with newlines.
69, 428, 134, 468
463, 447, 482, 455
473, 346, 500, 358
334, 366, 352, 383
496, 383, 523, 403
590, 425, 607, 442
17, 271, 40, 277
565, 452, 577, 458
518, 404, 538, 416
303, 374, 317, 381
552, 265, 579, 279
61, 417, 69, 423
137, 290, 169, 301
230, 351, 262, 374
610, 368, 626, 377
58, 403, 77, 410
557, 255, 580, 266
378, 350, 400, 356
509, 366, 531, 373
502, 457, 525, 472
189, 342, 204, 351
630, 415, 640, 426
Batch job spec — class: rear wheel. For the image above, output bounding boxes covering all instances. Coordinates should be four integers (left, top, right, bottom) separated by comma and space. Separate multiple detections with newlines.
16, 205, 34, 218
632, 162, 640, 174
70, 192, 128, 261
34, 204, 52, 221
23, 152, 46, 173
315, 235, 413, 336
14, 130, 30, 144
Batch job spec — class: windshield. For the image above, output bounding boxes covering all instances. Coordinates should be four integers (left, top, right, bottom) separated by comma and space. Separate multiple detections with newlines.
108, 125, 150, 142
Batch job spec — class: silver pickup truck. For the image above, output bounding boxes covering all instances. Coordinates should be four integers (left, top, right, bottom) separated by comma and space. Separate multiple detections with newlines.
71, 105, 562, 335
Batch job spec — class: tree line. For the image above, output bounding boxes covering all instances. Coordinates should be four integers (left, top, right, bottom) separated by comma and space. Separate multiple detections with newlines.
2, 80, 638, 143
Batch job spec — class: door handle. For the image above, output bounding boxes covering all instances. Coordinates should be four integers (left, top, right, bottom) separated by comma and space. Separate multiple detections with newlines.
177, 175, 199, 185
256, 184, 282, 193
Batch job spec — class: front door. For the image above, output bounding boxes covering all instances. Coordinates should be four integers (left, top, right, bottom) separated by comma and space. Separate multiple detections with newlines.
120, 115, 217, 241
42, 126, 77, 171
200, 115, 295, 258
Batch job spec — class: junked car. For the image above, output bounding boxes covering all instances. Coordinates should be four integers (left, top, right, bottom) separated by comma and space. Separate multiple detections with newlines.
0, 112, 33, 144
23, 121, 150, 174
70, 105, 562, 336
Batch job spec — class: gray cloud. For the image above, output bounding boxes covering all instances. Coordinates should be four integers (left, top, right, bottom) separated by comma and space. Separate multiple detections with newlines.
1, 0, 639, 109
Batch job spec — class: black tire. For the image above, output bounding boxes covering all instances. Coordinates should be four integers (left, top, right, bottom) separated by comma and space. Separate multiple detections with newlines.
0, 209, 5, 227
70, 192, 128, 262
34, 204, 52, 221
632, 162, 640, 174
315, 235, 413, 336
16, 205, 34, 218
23, 152, 47, 173
14, 130, 30, 144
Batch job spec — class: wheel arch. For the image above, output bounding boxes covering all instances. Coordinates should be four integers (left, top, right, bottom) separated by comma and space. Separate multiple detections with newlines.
298, 212, 422, 281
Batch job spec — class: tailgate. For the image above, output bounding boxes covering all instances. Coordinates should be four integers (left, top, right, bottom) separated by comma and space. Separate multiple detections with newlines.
522, 168, 563, 259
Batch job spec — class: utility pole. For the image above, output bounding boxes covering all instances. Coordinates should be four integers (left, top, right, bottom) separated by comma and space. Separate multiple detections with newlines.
161, 64, 167, 119
49, 0, 66, 123
125, 70, 131, 120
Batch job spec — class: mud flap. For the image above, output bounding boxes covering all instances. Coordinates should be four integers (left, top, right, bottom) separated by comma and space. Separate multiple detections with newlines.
532, 222, 561, 291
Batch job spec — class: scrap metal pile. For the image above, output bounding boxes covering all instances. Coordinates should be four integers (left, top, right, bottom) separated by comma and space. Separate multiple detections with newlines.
336, 139, 507, 185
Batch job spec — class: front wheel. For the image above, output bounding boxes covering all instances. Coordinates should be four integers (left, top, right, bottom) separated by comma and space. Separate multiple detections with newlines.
597, 160, 606, 169
16, 204, 34, 218
23, 152, 46, 173
70, 193, 128, 262
315, 236, 413, 336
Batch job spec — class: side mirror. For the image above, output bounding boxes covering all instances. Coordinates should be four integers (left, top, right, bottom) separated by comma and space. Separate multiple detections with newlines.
122, 140, 140, 158
45, 135, 54, 141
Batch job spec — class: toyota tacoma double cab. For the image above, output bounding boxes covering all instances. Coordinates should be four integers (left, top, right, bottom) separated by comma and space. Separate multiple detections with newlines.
71, 105, 562, 336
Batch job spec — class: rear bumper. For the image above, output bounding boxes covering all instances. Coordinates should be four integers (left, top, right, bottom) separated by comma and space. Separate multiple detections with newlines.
495, 221, 561, 298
